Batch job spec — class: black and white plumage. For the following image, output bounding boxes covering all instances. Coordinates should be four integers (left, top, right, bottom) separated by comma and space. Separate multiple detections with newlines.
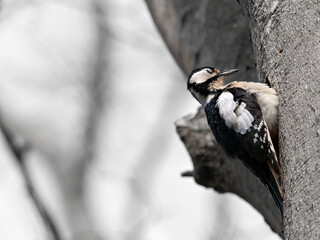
187, 66, 283, 215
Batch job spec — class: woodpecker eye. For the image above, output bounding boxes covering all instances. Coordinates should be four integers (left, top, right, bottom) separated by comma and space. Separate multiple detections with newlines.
206, 69, 214, 74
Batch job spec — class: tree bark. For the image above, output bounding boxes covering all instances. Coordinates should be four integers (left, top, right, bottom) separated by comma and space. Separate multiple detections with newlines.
145, 0, 283, 236
237, 1, 320, 239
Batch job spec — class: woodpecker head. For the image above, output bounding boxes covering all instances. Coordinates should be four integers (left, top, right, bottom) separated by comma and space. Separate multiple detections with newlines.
187, 66, 239, 105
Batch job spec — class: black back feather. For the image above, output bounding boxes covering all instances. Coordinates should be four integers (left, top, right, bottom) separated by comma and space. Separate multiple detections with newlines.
204, 88, 283, 215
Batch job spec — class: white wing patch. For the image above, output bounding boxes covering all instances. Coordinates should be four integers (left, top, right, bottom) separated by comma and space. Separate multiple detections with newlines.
216, 92, 254, 134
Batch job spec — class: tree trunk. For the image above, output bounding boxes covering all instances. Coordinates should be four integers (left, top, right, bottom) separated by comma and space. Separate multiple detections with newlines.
238, 1, 320, 239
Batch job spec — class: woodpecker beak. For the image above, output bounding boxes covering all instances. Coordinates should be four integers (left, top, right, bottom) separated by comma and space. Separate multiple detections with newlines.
218, 69, 239, 77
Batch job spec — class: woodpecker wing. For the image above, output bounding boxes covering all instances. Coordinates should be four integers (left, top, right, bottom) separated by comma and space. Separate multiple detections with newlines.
225, 88, 281, 174
213, 88, 281, 169
204, 87, 283, 213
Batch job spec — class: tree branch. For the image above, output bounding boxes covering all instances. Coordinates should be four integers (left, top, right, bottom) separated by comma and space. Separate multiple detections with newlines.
0, 127, 53, 239
0, 123, 60, 240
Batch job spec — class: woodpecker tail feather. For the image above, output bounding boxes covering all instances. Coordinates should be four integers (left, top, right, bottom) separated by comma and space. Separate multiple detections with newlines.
241, 157, 283, 216
262, 165, 283, 217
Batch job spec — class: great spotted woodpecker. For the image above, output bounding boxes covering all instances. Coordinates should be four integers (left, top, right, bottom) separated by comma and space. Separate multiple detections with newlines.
187, 66, 283, 215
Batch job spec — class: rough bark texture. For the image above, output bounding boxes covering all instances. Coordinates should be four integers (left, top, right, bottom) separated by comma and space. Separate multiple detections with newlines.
145, 0, 283, 236
237, 1, 320, 239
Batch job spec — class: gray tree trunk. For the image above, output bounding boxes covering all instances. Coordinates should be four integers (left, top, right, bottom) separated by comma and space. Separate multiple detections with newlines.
238, 1, 320, 239
147, 0, 320, 238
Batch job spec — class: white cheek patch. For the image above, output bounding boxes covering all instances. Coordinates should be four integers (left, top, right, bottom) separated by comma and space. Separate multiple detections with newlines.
216, 92, 254, 134
189, 70, 214, 84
